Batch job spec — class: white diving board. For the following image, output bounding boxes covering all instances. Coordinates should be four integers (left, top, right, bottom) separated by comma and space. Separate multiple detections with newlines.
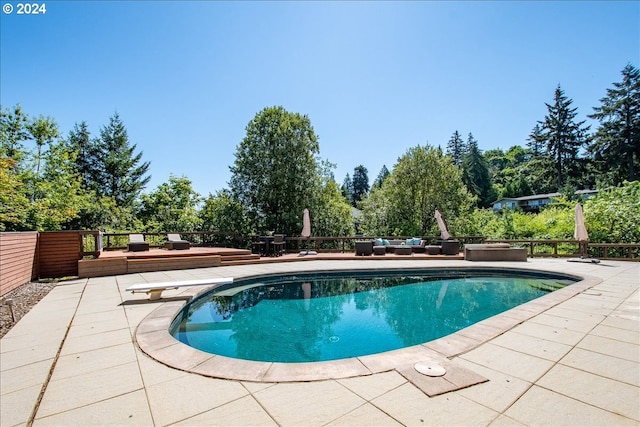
125, 277, 233, 300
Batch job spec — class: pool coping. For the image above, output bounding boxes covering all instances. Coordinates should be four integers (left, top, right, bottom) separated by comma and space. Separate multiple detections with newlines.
133, 265, 602, 383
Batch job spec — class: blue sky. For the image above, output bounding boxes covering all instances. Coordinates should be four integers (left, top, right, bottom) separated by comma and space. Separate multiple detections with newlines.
1, 1, 638, 197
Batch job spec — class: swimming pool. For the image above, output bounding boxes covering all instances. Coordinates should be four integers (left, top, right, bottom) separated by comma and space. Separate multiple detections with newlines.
170, 268, 578, 363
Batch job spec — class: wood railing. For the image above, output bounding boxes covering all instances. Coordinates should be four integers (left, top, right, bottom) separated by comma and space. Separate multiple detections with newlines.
79, 231, 640, 262
485, 239, 640, 261
79, 231, 240, 258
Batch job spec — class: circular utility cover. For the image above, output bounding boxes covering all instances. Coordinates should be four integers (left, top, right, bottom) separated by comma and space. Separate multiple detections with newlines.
414, 361, 446, 377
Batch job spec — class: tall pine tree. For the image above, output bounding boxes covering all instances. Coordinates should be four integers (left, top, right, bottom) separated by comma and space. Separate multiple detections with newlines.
539, 85, 590, 190
341, 173, 353, 205
96, 113, 150, 207
462, 133, 493, 207
372, 165, 390, 189
588, 63, 640, 184
527, 124, 546, 157
67, 121, 98, 191
446, 130, 466, 166
351, 165, 369, 207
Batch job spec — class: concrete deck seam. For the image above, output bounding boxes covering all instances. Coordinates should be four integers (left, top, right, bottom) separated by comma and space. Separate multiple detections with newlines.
338, 378, 408, 426
237, 388, 281, 427
117, 274, 160, 427
532, 382, 639, 423
26, 279, 88, 427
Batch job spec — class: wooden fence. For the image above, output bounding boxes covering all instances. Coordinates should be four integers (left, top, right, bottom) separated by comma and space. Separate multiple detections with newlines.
0, 232, 38, 296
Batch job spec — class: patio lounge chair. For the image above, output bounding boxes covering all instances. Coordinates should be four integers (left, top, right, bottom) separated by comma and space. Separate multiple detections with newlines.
128, 234, 150, 252
165, 233, 190, 250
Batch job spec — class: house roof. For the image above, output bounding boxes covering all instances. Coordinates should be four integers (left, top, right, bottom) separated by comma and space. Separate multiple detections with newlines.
492, 189, 598, 206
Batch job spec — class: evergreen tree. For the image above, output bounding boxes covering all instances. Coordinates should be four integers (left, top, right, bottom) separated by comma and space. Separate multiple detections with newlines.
95, 113, 151, 207
588, 63, 640, 184
539, 85, 590, 190
341, 173, 353, 205
351, 165, 369, 206
67, 121, 99, 191
372, 165, 390, 189
446, 130, 466, 166
462, 133, 494, 207
527, 124, 546, 157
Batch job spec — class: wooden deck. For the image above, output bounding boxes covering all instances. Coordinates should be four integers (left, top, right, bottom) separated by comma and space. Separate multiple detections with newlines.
79, 247, 257, 278
78, 247, 464, 278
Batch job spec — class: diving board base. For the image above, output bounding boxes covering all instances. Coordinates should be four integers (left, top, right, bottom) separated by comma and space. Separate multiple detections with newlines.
126, 277, 233, 300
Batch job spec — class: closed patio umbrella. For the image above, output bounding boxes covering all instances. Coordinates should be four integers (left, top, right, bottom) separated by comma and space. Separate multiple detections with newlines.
302, 208, 311, 240
568, 203, 599, 262
574, 203, 589, 256
435, 210, 451, 240
574, 203, 588, 242
300, 208, 317, 255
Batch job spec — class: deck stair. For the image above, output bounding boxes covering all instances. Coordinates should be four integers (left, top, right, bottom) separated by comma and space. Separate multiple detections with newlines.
219, 253, 261, 266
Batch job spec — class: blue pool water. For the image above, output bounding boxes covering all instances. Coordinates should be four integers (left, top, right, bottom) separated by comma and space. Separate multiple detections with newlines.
171, 268, 577, 363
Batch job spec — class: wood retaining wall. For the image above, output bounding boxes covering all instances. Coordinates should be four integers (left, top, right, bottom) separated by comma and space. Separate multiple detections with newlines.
0, 232, 38, 296
78, 255, 222, 278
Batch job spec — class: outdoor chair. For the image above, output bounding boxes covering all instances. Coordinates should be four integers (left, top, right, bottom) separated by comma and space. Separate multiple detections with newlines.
165, 233, 190, 250
440, 239, 460, 255
271, 234, 285, 256
128, 234, 150, 252
355, 241, 374, 256
251, 236, 267, 256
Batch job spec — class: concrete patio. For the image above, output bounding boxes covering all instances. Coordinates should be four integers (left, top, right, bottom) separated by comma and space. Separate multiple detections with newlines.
1, 258, 638, 426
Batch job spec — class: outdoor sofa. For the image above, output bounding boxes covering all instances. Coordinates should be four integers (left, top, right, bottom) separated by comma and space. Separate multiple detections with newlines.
355, 238, 463, 256
363, 238, 428, 255
383, 239, 427, 254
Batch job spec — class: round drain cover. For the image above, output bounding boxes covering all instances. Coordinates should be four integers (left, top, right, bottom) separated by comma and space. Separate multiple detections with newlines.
414, 361, 446, 377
